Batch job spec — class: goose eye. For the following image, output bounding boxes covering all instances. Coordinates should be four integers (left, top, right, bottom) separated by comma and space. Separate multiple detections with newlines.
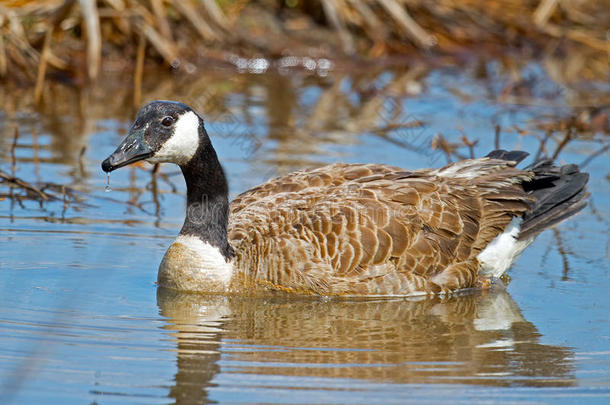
161, 116, 174, 127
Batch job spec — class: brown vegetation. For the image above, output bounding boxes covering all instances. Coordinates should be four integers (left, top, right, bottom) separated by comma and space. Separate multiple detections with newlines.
0, 0, 608, 91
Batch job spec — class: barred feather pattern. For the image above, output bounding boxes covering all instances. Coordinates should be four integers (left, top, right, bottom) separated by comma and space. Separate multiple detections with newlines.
227, 158, 534, 296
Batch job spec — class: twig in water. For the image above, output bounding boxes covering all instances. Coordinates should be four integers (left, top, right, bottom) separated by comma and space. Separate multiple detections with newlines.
494, 124, 501, 150
11, 125, 18, 176
78, 145, 87, 176
579, 142, 609, 169
458, 129, 478, 159
551, 128, 573, 160
552, 228, 571, 281
150, 169, 162, 226
0, 170, 50, 201
156, 171, 179, 194
431, 133, 455, 163
587, 197, 610, 227
61, 185, 70, 218
534, 130, 553, 161
32, 128, 40, 182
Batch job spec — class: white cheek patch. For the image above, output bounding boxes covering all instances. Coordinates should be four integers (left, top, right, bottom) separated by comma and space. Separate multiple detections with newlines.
148, 110, 200, 165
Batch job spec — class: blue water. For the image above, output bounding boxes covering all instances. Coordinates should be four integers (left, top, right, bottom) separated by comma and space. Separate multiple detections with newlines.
0, 63, 609, 404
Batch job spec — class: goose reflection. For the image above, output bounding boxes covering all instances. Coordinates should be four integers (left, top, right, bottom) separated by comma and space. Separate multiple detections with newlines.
158, 288, 574, 404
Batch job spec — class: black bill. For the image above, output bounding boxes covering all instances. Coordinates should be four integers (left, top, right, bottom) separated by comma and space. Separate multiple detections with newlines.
101, 128, 154, 173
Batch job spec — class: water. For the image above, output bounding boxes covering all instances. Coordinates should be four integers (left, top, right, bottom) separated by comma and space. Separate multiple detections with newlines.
105, 173, 112, 192
0, 61, 609, 404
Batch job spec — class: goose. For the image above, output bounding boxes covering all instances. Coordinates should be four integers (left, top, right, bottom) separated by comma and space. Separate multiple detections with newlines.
101, 100, 589, 296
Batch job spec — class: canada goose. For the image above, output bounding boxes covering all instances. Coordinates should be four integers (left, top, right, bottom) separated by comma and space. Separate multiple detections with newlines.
102, 100, 589, 296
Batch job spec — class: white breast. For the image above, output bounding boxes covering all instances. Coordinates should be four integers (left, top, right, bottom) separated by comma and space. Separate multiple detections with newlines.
157, 234, 234, 292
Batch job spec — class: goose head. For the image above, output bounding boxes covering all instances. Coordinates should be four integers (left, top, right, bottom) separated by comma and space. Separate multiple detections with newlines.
102, 101, 234, 292
102, 100, 206, 172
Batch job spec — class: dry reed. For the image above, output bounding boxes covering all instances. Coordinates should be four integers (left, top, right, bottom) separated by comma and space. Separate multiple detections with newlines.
0, 0, 607, 90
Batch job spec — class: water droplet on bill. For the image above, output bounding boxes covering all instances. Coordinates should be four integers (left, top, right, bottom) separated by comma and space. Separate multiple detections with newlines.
105, 173, 112, 192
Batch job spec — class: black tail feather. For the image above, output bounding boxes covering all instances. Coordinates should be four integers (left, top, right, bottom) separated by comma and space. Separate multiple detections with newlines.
486, 149, 530, 165
519, 158, 589, 240
485, 149, 589, 240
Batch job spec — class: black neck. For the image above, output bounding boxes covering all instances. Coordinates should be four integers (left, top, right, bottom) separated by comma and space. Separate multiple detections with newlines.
179, 129, 234, 260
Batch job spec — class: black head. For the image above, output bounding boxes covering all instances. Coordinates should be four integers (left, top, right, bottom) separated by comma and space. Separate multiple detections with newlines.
102, 101, 206, 172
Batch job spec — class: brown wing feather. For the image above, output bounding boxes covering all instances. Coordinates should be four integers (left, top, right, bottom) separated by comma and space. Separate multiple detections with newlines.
230, 163, 401, 214
228, 159, 534, 296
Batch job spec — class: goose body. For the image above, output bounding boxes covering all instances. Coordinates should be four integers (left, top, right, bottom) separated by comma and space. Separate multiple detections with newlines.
102, 101, 589, 296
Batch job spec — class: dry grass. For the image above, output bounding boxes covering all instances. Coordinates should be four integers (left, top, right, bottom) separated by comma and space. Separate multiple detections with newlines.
0, 0, 608, 89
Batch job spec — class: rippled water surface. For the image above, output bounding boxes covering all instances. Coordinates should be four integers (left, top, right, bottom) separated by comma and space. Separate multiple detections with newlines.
1, 62, 609, 404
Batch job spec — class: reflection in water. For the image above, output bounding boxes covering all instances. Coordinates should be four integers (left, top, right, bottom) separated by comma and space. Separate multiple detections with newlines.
158, 287, 574, 403
160, 293, 226, 405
